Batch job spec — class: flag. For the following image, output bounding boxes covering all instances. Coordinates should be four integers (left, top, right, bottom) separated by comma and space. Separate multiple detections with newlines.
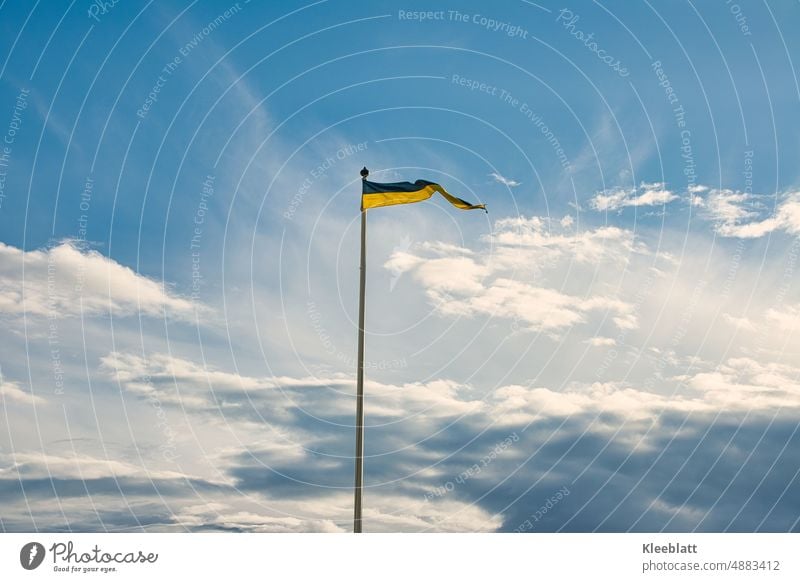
361, 179, 486, 212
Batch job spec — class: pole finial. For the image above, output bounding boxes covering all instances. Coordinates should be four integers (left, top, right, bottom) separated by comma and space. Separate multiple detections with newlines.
360, 166, 369, 180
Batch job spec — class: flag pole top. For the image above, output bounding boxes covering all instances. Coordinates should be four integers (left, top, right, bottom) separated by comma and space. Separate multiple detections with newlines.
360, 167, 369, 180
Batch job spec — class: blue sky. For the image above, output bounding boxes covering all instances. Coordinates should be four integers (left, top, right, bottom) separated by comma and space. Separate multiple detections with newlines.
1, 0, 799, 532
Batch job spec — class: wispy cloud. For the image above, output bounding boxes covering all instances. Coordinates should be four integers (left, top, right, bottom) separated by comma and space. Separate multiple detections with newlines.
587, 336, 616, 347
765, 304, 800, 332
0, 241, 206, 320
487, 215, 646, 264
492, 357, 800, 427
489, 172, 521, 188
108, 349, 800, 435
101, 350, 484, 423
0, 378, 45, 405
694, 188, 800, 238
1, 451, 190, 481
384, 216, 645, 333
590, 182, 678, 211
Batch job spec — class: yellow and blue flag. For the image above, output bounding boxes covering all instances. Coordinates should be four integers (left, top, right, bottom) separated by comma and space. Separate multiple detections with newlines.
361, 179, 486, 212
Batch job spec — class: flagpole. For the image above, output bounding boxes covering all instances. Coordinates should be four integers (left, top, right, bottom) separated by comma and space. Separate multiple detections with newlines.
353, 166, 369, 533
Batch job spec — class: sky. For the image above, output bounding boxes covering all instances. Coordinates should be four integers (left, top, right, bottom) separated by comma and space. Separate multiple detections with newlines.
0, 0, 799, 533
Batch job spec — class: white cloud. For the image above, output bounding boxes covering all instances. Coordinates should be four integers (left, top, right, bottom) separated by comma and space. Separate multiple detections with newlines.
99, 351, 342, 411
690, 194, 705, 207
360, 494, 502, 532
765, 305, 799, 332
699, 189, 800, 238
418, 256, 491, 295
0, 427, 505, 531
590, 182, 678, 211
703, 188, 757, 227
488, 357, 800, 428
385, 217, 643, 333
721, 313, 757, 332
102, 351, 484, 423
686, 358, 800, 411
489, 381, 674, 424
8, 338, 798, 532
489, 172, 521, 188
0, 379, 45, 405
95, 348, 800, 449
171, 493, 501, 533
488, 216, 644, 267
587, 336, 616, 347
428, 277, 636, 332
0, 451, 190, 481
100, 351, 339, 392
0, 241, 205, 320
365, 378, 483, 419
590, 189, 629, 211
106, 350, 800, 445
172, 502, 344, 533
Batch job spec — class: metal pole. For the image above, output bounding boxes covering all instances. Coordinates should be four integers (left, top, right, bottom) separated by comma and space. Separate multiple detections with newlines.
354, 167, 369, 533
